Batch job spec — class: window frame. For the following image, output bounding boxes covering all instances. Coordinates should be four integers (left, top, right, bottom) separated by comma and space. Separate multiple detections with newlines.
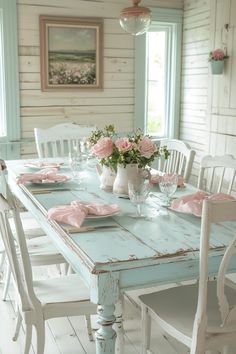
134, 8, 183, 140
0, 0, 20, 159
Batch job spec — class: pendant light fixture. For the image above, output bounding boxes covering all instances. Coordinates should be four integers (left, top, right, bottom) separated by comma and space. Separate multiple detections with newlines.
119, 0, 151, 36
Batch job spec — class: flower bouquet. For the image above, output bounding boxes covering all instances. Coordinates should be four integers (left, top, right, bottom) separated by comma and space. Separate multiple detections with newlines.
89, 125, 169, 195
90, 125, 169, 170
208, 48, 228, 61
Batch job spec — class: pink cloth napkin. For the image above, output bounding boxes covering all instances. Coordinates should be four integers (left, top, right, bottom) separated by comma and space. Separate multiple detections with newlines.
150, 173, 185, 187
170, 191, 235, 217
17, 169, 69, 185
47, 201, 121, 228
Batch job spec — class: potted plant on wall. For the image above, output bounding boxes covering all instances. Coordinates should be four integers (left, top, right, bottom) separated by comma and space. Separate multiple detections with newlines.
209, 48, 229, 75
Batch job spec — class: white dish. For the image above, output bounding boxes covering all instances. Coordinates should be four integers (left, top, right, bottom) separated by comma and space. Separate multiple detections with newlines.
86, 211, 120, 219
30, 177, 70, 187
24, 162, 63, 170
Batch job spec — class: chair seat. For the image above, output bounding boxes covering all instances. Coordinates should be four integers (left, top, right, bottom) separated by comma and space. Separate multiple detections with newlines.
34, 274, 96, 319
139, 281, 236, 337
27, 236, 65, 265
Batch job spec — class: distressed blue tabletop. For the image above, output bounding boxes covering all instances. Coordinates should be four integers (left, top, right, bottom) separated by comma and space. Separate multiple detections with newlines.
6, 159, 236, 276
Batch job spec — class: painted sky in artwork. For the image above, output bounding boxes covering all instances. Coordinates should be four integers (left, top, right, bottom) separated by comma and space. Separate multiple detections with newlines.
48, 25, 96, 51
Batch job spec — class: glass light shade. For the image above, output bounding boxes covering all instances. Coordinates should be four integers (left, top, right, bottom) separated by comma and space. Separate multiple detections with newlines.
120, 0, 151, 36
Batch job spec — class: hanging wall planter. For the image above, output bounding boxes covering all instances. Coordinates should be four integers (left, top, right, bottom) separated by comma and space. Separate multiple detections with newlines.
209, 48, 229, 75
210, 60, 225, 75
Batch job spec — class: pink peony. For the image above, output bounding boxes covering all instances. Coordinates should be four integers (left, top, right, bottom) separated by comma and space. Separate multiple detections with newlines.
115, 138, 134, 152
138, 136, 157, 158
210, 48, 226, 61
92, 137, 113, 158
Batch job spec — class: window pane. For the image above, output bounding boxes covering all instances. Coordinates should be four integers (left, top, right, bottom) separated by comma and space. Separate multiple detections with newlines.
146, 31, 166, 137
0, 9, 6, 137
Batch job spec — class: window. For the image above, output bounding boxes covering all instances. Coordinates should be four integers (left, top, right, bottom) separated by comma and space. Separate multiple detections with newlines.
0, 0, 20, 159
135, 8, 182, 140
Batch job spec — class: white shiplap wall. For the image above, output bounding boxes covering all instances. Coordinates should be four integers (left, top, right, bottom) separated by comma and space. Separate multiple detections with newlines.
209, 0, 236, 159
181, 0, 236, 186
180, 0, 211, 185
17, 0, 183, 157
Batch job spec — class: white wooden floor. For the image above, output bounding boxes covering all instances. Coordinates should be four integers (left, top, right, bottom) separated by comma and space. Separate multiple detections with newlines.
0, 266, 235, 354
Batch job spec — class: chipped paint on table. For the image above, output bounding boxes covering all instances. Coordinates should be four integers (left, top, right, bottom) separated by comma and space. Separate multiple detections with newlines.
6, 159, 236, 354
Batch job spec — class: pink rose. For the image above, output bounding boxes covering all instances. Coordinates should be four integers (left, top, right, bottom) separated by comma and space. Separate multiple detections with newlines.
138, 137, 156, 158
115, 138, 133, 152
92, 137, 113, 158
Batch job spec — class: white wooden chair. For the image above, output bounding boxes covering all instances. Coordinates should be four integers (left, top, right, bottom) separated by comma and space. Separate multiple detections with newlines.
139, 199, 236, 354
157, 139, 196, 182
197, 154, 236, 194
34, 123, 96, 158
0, 158, 45, 239
0, 191, 97, 353
0, 162, 67, 301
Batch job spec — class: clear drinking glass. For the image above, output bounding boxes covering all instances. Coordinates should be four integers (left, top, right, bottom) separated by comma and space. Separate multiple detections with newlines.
159, 173, 178, 206
128, 179, 151, 218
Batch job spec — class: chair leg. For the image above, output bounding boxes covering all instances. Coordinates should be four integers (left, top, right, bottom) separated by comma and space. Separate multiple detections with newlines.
85, 315, 93, 341
141, 305, 151, 354
2, 262, 11, 301
115, 297, 125, 354
12, 311, 22, 341
0, 251, 6, 272
0, 251, 6, 281
24, 324, 32, 354
35, 319, 45, 354
60, 262, 69, 275
223, 346, 230, 354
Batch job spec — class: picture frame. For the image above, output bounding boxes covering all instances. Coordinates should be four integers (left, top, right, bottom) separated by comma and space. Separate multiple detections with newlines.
39, 15, 103, 91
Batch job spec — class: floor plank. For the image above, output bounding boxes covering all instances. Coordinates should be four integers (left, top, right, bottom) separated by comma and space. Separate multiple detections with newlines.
2, 274, 236, 354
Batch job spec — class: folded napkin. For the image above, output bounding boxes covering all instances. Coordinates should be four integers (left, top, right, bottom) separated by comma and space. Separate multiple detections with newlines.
17, 169, 69, 185
47, 201, 120, 228
170, 192, 235, 217
24, 162, 61, 169
150, 173, 185, 187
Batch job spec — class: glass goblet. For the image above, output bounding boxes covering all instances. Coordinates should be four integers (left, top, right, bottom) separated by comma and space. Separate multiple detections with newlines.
159, 173, 178, 207
68, 151, 84, 187
128, 179, 151, 218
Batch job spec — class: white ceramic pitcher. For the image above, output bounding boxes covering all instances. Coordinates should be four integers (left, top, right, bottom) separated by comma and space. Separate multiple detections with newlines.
96, 164, 116, 191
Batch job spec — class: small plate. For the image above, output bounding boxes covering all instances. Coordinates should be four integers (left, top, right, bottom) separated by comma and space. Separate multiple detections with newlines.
24, 162, 63, 170
86, 211, 120, 219
30, 176, 70, 187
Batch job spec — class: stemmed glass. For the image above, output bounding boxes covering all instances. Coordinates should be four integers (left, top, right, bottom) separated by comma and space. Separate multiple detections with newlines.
68, 148, 84, 187
159, 173, 178, 207
128, 178, 151, 218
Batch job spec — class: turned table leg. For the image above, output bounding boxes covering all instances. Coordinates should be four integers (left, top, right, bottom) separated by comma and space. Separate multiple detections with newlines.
96, 304, 117, 354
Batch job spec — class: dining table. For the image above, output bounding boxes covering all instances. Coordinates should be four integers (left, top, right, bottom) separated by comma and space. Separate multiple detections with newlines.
6, 158, 236, 354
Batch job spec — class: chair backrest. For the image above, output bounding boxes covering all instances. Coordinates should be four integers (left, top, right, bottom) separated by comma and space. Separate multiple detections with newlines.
0, 163, 38, 312
34, 123, 96, 158
0, 160, 15, 207
193, 199, 236, 344
197, 154, 236, 194
158, 139, 196, 182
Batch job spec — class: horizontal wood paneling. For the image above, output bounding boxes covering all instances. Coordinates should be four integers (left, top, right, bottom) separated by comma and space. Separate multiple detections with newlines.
206, 0, 236, 165
17, 0, 183, 157
180, 0, 210, 183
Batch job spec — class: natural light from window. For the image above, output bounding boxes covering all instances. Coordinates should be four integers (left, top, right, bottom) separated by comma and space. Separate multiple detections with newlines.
146, 31, 166, 137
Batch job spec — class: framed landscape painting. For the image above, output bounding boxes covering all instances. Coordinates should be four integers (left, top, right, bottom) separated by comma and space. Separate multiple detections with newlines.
39, 16, 103, 91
